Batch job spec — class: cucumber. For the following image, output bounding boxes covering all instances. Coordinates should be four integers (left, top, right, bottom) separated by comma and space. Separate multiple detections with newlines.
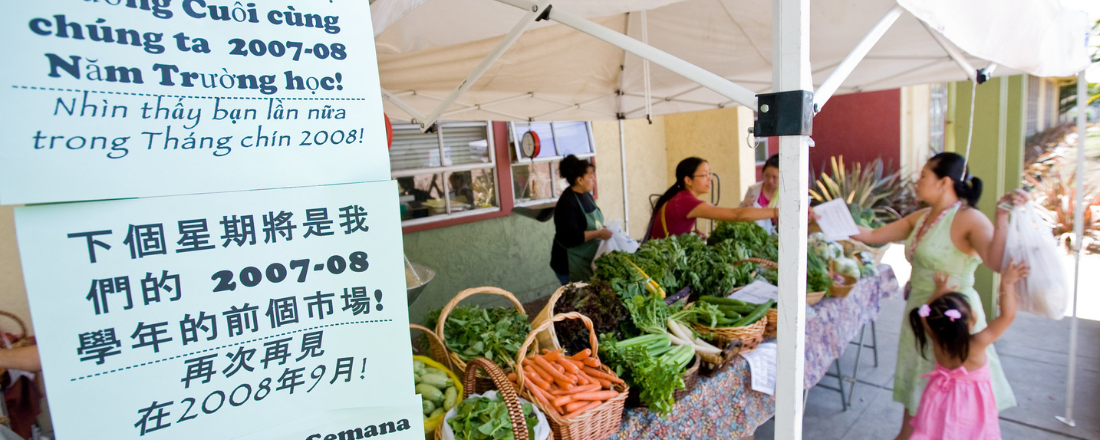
418, 373, 452, 389
443, 386, 458, 410
699, 296, 750, 306
732, 300, 774, 327
429, 407, 445, 420
416, 383, 444, 402
423, 399, 436, 415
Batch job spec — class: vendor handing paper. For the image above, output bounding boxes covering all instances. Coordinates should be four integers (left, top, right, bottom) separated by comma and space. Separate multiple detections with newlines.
812, 199, 860, 242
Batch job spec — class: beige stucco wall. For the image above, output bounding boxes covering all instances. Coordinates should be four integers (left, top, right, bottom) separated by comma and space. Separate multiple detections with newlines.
0, 205, 32, 335
663, 106, 757, 233
592, 117, 670, 239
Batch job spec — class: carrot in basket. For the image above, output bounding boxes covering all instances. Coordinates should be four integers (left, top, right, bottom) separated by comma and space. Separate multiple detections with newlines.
568, 390, 620, 402
555, 357, 580, 374
523, 367, 553, 391
582, 357, 601, 368
551, 394, 576, 407
533, 356, 570, 382
569, 349, 591, 360
594, 378, 612, 389
507, 372, 517, 382
582, 367, 625, 384
563, 399, 601, 413
563, 400, 603, 419
526, 382, 561, 415
575, 374, 590, 385
550, 384, 600, 396
542, 350, 563, 362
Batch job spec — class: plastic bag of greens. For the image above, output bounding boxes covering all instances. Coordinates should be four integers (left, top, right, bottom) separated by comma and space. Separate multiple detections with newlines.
1001, 202, 1068, 319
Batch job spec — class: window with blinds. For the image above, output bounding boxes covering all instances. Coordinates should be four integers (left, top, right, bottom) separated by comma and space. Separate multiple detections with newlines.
390, 123, 492, 171
389, 121, 499, 227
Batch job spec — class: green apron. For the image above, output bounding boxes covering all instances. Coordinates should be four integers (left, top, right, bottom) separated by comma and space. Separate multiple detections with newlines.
565, 191, 604, 282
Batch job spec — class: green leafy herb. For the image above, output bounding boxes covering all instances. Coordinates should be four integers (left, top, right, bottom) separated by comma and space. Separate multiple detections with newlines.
446, 395, 538, 440
424, 305, 530, 369
599, 333, 691, 416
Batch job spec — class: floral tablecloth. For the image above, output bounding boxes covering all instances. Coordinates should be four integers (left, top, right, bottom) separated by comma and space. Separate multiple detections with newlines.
609, 265, 900, 439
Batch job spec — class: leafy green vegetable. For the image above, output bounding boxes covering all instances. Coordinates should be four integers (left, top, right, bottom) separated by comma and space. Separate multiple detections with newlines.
634, 234, 708, 294
447, 395, 538, 440
708, 221, 778, 261
553, 281, 639, 354
807, 251, 831, 293
424, 305, 530, 369
623, 294, 675, 335
599, 333, 690, 416
593, 251, 652, 301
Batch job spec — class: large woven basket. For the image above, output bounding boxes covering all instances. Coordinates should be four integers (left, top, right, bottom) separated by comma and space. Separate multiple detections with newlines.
435, 286, 527, 393
434, 358, 531, 440
690, 315, 767, 355
764, 309, 778, 339
515, 313, 627, 440
807, 290, 826, 306
411, 324, 455, 374
840, 239, 890, 265
529, 284, 575, 353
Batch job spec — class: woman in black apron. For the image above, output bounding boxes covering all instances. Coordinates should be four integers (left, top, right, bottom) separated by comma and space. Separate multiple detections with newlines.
551, 155, 611, 284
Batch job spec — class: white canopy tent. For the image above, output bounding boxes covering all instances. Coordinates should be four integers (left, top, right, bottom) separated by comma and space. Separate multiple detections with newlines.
370, 0, 1093, 437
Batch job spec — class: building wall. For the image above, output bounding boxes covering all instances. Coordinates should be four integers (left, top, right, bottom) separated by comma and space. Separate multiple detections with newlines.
806, 89, 903, 173
591, 117, 670, 240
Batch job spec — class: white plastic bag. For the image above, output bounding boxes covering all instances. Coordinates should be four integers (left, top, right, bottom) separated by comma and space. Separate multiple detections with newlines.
592, 219, 640, 270
1001, 202, 1069, 319
440, 390, 551, 440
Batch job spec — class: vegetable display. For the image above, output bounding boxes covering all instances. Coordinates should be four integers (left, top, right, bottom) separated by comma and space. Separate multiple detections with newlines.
415, 358, 459, 429
848, 202, 886, 230
552, 282, 639, 355
692, 296, 773, 328
446, 394, 538, 440
424, 305, 531, 369
599, 333, 694, 416
832, 256, 861, 280
508, 348, 623, 419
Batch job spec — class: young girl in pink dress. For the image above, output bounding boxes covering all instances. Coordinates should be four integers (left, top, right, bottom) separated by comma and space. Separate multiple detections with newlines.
908, 261, 1029, 440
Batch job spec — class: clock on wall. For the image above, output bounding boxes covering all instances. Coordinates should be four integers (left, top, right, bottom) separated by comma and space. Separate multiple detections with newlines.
520, 130, 540, 158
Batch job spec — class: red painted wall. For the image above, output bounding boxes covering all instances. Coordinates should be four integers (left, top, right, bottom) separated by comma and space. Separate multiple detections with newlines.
756, 89, 901, 180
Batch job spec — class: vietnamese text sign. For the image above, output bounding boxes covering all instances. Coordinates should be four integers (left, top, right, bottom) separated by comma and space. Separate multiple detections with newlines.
14, 181, 421, 439
0, 1, 390, 205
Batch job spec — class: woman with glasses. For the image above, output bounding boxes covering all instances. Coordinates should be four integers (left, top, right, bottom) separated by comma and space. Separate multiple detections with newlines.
645, 157, 781, 240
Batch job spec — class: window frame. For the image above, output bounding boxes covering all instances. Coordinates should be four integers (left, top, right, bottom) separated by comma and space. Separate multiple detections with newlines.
507, 121, 597, 207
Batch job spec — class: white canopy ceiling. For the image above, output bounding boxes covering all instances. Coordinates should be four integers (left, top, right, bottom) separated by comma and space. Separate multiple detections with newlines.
372, 0, 1092, 122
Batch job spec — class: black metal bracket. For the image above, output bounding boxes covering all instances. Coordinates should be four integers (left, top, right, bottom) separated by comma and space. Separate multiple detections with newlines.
536, 4, 552, 21
976, 68, 991, 85
753, 90, 813, 137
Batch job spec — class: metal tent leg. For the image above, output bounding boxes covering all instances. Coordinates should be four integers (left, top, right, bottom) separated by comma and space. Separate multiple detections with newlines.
834, 359, 848, 411
871, 321, 879, 367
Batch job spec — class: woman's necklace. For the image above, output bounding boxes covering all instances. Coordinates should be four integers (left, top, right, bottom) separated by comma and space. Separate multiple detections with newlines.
907, 201, 962, 261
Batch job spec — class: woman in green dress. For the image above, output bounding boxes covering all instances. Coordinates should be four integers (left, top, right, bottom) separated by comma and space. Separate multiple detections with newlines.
850, 152, 1026, 440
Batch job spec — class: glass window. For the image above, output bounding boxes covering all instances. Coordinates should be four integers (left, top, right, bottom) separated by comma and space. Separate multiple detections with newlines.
754, 138, 769, 164
390, 121, 500, 226
508, 121, 596, 206
929, 83, 948, 155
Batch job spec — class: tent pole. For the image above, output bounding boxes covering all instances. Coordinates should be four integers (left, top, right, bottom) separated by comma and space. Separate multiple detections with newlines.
492, 0, 758, 108
619, 119, 631, 235
1056, 69, 1086, 428
417, 0, 552, 131
773, 0, 811, 438
812, 5, 904, 111
381, 88, 428, 122
919, 21, 978, 82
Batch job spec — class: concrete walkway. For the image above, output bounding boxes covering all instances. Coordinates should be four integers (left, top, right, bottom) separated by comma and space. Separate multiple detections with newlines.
752, 248, 1100, 439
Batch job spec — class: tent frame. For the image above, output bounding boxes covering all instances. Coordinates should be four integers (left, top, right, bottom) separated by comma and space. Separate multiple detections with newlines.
378, 1, 1090, 436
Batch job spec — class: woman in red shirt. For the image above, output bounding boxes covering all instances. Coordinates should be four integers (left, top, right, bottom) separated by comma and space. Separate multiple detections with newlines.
646, 157, 780, 240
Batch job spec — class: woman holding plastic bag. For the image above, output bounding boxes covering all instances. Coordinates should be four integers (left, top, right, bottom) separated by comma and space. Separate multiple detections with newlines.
849, 152, 1026, 440
551, 155, 612, 284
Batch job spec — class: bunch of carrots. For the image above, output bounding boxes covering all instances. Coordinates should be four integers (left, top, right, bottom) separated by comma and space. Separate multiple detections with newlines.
506, 348, 624, 419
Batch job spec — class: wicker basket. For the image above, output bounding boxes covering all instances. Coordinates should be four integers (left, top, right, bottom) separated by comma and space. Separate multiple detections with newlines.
435, 286, 527, 393
515, 313, 627, 440
434, 358, 531, 440
690, 315, 767, 355
839, 239, 890, 265
763, 308, 778, 339
416, 355, 464, 437
529, 284, 575, 353
411, 324, 455, 374
827, 259, 858, 298
807, 290, 827, 306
